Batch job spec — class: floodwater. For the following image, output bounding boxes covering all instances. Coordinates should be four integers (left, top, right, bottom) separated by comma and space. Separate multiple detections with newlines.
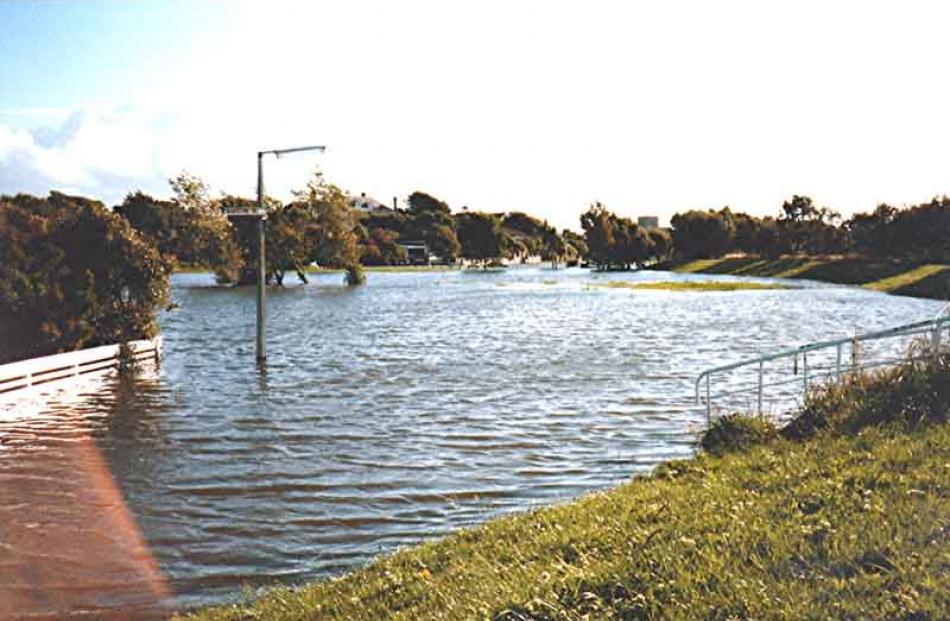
0, 267, 942, 618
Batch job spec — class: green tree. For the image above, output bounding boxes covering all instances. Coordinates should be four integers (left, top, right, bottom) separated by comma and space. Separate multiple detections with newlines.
266, 201, 319, 285
406, 209, 461, 262
778, 195, 845, 254
407, 191, 451, 216
888, 197, 950, 262
669, 209, 735, 259
359, 226, 409, 266
580, 204, 656, 269
294, 171, 364, 284
456, 211, 507, 266
540, 222, 567, 268
0, 192, 170, 363
647, 228, 672, 262
117, 185, 242, 282
847, 203, 898, 257
562, 229, 589, 264
580, 203, 616, 268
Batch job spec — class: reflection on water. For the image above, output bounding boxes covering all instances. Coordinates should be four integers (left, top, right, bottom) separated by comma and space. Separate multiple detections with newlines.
0, 373, 173, 620
0, 267, 942, 617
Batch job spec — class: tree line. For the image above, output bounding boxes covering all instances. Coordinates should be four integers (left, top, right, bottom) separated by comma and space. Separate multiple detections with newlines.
359, 192, 587, 269
665, 195, 949, 262
118, 174, 590, 283
580, 203, 672, 270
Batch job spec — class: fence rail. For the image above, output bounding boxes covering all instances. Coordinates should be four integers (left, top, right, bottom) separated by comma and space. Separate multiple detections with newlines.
695, 307, 950, 423
0, 337, 162, 395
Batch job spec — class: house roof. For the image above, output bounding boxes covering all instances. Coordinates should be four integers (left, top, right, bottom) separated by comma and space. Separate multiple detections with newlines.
349, 193, 392, 212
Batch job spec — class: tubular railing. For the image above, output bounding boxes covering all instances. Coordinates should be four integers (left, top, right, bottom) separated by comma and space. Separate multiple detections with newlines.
695, 308, 950, 423
0, 336, 162, 395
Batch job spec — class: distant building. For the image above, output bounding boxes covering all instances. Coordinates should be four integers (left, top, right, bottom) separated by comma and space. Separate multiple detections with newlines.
396, 240, 431, 265
349, 192, 393, 215
637, 216, 659, 230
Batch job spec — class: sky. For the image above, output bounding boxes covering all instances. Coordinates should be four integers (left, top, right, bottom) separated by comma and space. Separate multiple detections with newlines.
1, 0, 949, 231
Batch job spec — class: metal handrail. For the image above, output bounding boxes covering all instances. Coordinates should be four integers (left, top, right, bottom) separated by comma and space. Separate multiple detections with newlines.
695, 312, 950, 422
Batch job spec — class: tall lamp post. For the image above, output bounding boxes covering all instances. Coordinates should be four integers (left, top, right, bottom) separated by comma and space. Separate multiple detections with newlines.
254, 145, 326, 363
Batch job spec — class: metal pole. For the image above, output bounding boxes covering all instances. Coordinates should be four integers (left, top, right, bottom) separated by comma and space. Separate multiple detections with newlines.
256, 152, 266, 363
757, 360, 763, 415
835, 343, 842, 383
705, 374, 711, 424
803, 353, 808, 396
933, 322, 942, 366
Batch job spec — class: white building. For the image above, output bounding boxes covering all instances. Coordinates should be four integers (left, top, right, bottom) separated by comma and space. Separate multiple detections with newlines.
350, 192, 395, 215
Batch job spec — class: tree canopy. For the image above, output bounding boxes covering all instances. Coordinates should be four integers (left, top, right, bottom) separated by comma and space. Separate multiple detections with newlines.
456, 211, 507, 266
580, 203, 664, 270
0, 192, 170, 363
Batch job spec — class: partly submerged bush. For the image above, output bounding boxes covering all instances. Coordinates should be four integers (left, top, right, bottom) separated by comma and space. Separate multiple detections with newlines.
783, 351, 949, 440
700, 413, 778, 455
701, 350, 949, 454
345, 263, 366, 285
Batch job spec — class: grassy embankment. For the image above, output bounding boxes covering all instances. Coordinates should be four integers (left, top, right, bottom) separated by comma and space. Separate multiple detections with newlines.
181, 354, 949, 621
664, 256, 950, 300
595, 280, 788, 292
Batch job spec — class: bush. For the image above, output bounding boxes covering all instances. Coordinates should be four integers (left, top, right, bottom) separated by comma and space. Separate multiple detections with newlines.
783, 352, 949, 440
0, 192, 170, 363
345, 263, 366, 285
700, 413, 778, 455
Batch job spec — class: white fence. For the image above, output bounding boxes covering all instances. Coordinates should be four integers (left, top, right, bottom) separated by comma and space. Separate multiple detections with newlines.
0, 336, 162, 395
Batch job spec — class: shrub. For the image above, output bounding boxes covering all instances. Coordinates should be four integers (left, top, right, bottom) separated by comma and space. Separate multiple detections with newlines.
0, 192, 170, 363
783, 351, 949, 440
700, 413, 778, 455
345, 263, 366, 285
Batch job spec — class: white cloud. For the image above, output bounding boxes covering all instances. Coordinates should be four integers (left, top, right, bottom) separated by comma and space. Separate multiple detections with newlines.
0, 107, 167, 203
0, 104, 317, 206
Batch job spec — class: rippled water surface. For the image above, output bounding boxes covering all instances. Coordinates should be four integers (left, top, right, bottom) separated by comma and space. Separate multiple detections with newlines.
0, 268, 942, 617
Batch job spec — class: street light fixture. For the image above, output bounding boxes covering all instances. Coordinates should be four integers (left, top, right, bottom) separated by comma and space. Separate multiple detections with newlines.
252, 145, 326, 364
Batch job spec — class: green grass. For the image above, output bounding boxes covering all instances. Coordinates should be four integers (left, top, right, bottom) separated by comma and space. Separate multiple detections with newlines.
664, 255, 950, 300
595, 280, 789, 291
673, 258, 729, 273
180, 357, 949, 621
865, 264, 949, 293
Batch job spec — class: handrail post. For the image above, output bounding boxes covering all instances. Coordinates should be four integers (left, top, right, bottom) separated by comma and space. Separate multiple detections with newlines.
705, 374, 711, 424
933, 321, 942, 366
803, 353, 808, 397
757, 360, 763, 415
835, 343, 842, 383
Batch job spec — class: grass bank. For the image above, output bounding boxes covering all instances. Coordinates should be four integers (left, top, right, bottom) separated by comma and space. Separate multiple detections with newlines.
662, 256, 950, 300
595, 280, 789, 292
181, 356, 949, 621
